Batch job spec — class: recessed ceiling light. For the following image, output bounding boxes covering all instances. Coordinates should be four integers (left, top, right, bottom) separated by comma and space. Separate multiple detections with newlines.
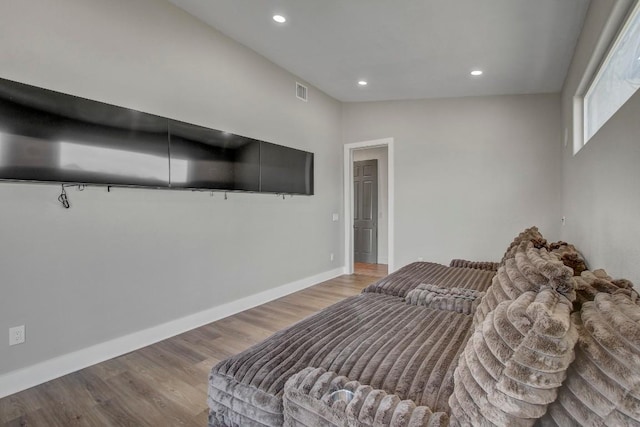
273, 15, 286, 23
358, 80, 368, 86
470, 70, 483, 76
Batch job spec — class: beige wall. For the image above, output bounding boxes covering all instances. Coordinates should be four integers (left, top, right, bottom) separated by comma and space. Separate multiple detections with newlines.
343, 94, 563, 268
560, 0, 640, 284
0, 0, 343, 376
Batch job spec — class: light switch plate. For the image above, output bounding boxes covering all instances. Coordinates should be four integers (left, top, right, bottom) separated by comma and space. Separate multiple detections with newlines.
332, 213, 339, 221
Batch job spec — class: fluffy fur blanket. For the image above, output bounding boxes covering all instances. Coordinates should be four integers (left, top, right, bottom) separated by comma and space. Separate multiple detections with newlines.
571, 268, 634, 311
449, 288, 578, 426
474, 241, 575, 328
363, 262, 495, 298
405, 284, 485, 315
283, 367, 449, 427
548, 241, 588, 276
449, 259, 500, 272
540, 289, 640, 426
500, 226, 547, 265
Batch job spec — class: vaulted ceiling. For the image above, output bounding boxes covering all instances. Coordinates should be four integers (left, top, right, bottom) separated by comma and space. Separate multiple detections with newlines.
168, 0, 591, 102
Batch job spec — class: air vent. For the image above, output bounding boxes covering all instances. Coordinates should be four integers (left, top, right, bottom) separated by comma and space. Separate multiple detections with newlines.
296, 82, 308, 102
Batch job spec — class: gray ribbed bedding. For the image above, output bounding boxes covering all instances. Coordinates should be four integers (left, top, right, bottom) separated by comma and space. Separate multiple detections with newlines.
208, 263, 496, 427
362, 262, 495, 298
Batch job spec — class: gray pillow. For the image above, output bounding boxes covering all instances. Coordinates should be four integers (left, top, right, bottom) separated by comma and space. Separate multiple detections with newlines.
405, 284, 485, 315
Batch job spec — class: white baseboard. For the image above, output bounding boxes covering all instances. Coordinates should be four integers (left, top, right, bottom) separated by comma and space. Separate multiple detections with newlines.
378, 257, 389, 264
0, 267, 345, 399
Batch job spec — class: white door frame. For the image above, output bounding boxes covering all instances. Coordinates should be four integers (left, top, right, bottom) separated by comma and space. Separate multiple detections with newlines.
344, 137, 395, 274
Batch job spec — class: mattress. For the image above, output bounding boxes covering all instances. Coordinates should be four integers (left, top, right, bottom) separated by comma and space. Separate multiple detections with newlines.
208, 293, 474, 426
362, 261, 496, 298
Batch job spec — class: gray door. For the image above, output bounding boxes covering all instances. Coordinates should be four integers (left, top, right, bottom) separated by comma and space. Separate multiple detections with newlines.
354, 159, 378, 264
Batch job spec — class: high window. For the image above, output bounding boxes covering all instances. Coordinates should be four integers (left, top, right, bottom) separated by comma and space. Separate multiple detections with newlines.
577, 2, 640, 153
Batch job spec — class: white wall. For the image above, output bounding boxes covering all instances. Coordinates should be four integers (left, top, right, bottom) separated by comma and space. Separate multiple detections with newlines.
343, 94, 563, 268
353, 147, 389, 264
0, 0, 343, 378
560, 0, 640, 284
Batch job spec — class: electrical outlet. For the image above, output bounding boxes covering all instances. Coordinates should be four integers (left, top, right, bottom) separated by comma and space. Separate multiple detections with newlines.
417, 257, 424, 262
330, 253, 334, 261
9, 325, 25, 346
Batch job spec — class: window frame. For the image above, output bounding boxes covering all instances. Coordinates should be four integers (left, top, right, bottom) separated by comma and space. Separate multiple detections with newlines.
574, 0, 640, 155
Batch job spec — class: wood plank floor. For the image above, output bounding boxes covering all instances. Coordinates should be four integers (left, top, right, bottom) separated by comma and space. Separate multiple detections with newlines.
0, 265, 387, 426
354, 262, 388, 278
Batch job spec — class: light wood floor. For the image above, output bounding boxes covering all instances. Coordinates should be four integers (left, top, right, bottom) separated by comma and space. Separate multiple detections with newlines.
0, 265, 387, 426
354, 262, 388, 278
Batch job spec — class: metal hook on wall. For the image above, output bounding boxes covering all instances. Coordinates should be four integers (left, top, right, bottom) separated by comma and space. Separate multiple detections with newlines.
58, 184, 70, 209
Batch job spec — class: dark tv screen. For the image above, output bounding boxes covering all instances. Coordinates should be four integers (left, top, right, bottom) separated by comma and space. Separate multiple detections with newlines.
168, 120, 260, 191
260, 142, 314, 195
0, 77, 314, 196
0, 78, 170, 187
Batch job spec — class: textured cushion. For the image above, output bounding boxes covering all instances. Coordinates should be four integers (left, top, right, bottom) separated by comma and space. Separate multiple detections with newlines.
363, 262, 495, 298
474, 241, 575, 328
540, 289, 640, 426
500, 226, 548, 265
283, 367, 449, 427
549, 241, 588, 276
449, 288, 578, 426
449, 259, 500, 272
406, 284, 485, 315
572, 268, 634, 311
209, 293, 475, 426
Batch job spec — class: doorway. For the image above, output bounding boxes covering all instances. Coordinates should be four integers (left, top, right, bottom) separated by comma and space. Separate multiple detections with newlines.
353, 159, 378, 264
343, 138, 394, 275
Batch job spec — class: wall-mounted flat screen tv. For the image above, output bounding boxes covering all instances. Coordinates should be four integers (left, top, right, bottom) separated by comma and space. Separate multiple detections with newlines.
260, 142, 314, 195
168, 119, 260, 191
0, 77, 314, 196
0, 78, 170, 187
